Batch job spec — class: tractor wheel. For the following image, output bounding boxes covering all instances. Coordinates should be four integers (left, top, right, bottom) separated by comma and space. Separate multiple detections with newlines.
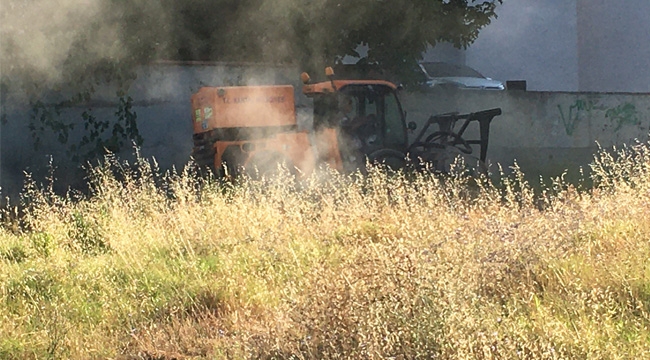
242, 152, 296, 181
367, 149, 407, 172
191, 145, 217, 176
439, 150, 490, 178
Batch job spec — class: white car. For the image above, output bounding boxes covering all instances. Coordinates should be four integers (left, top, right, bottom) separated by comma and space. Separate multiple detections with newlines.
419, 62, 505, 90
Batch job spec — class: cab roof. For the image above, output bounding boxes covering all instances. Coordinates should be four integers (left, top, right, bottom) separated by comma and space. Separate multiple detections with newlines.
302, 79, 398, 96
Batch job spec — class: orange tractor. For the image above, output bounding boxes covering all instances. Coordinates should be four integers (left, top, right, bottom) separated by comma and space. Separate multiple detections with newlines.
191, 67, 501, 177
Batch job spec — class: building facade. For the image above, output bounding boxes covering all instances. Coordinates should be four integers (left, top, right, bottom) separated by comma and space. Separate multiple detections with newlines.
424, 0, 650, 93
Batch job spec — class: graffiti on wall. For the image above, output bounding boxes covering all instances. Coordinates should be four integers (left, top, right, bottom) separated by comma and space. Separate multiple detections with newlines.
604, 103, 640, 131
557, 99, 604, 136
557, 98, 642, 136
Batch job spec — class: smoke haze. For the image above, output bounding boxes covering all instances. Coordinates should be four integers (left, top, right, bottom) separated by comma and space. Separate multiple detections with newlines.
1, 0, 173, 93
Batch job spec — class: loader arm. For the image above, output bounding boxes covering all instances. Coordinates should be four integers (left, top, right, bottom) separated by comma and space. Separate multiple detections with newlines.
410, 108, 502, 162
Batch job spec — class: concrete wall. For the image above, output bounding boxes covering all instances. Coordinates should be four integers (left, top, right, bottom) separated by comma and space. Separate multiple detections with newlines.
2, 62, 650, 198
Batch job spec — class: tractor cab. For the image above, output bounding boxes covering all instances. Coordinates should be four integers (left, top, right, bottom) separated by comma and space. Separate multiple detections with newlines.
301, 67, 502, 175
302, 70, 409, 172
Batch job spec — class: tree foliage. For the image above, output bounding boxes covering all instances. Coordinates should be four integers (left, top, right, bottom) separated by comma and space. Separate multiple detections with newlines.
157, 0, 503, 78
3, 0, 502, 88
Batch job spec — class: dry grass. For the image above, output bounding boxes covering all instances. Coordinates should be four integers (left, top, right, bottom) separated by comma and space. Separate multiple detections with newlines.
1, 146, 650, 359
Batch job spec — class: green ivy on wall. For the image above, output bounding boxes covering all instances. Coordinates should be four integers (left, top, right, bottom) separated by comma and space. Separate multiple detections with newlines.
27, 70, 143, 163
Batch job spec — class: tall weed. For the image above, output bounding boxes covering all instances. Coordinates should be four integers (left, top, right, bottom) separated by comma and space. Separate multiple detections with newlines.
0, 144, 650, 358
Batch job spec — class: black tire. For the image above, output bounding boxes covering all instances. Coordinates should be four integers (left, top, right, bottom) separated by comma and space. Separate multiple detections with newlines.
424, 131, 473, 154
441, 151, 490, 178
191, 142, 217, 178
241, 152, 296, 181
191, 145, 214, 162
367, 149, 407, 172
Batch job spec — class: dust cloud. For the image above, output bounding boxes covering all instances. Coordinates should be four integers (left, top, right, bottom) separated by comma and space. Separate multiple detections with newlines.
1, 0, 107, 85
0, 0, 375, 95
0, 0, 172, 95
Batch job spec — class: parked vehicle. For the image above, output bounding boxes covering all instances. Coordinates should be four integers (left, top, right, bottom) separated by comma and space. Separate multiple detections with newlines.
190, 67, 502, 177
419, 62, 505, 90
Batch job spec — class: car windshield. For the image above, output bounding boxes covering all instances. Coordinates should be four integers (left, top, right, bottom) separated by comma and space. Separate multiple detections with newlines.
421, 62, 485, 78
